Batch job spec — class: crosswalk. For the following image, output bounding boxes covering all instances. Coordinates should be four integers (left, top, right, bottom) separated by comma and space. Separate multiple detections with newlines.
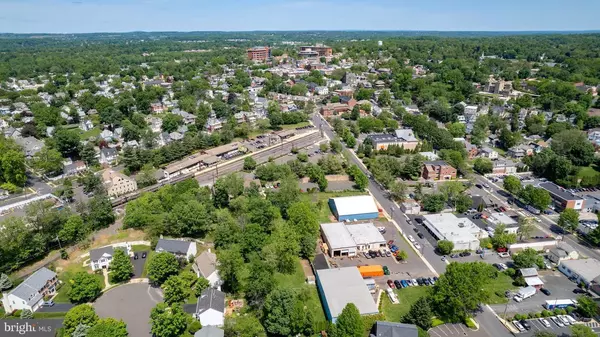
583, 321, 600, 329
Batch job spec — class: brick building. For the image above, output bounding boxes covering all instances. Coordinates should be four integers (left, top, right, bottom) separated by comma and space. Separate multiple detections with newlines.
247, 46, 271, 61
421, 161, 457, 181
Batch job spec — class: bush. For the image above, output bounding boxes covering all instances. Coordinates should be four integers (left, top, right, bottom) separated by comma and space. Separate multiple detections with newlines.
528, 312, 536, 319
553, 309, 562, 315
558, 309, 567, 315
437, 240, 454, 255
464, 317, 477, 329
566, 306, 575, 314
13, 310, 22, 317
60, 249, 68, 260
513, 314, 522, 320
503, 268, 516, 277
542, 310, 552, 317
535, 312, 542, 318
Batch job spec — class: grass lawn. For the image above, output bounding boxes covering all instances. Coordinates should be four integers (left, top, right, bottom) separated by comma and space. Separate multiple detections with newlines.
141, 251, 156, 278
54, 264, 105, 303
483, 272, 516, 304
274, 260, 327, 331
299, 190, 368, 223
576, 166, 600, 182
280, 121, 311, 130
34, 312, 67, 319
131, 244, 150, 252
382, 286, 431, 322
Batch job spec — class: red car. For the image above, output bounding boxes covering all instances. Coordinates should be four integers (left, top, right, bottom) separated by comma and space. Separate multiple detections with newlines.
387, 280, 395, 289
387, 240, 395, 246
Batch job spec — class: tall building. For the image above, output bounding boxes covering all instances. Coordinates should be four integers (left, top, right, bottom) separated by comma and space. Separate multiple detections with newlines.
247, 46, 271, 61
298, 45, 333, 58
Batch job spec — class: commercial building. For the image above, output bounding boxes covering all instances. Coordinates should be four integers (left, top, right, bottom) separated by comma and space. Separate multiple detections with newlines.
100, 169, 138, 197
558, 258, 600, 286
421, 161, 457, 181
247, 46, 271, 61
1, 268, 58, 313
487, 212, 518, 232
299, 45, 333, 58
163, 142, 240, 179
539, 182, 585, 210
328, 195, 379, 221
548, 243, 579, 264
315, 267, 379, 322
422, 213, 488, 251
367, 129, 419, 151
320, 222, 386, 257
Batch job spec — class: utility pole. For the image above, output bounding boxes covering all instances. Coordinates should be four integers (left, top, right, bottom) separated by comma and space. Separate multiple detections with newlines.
55, 235, 62, 250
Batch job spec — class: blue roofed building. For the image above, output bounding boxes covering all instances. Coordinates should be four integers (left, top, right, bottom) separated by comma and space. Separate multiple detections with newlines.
328, 195, 379, 221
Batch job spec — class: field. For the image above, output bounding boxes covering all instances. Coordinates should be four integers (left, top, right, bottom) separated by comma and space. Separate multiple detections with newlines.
299, 190, 368, 223
483, 272, 516, 304
54, 263, 105, 303
381, 286, 431, 322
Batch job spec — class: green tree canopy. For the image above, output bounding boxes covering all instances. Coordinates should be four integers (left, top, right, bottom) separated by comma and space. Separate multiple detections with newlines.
147, 252, 180, 285
68, 272, 103, 303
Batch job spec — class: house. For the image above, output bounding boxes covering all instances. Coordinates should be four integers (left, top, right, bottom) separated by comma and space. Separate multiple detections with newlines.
368, 129, 419, 151
155, 238, 197, 259
194, 288, 225, 327
492, 160, 517, 175
548, 243, 579, 264
100, 129, 114, 141
173, 109, 197, 125
320, 102, 350, 117
369, 321, 418, 337
89, 244, 131, 271
100, 168, 138, 197
1, 268, 58, 313
465, 143, 478, 159
99, 147, 118, 165
194, 326, 224, 337
315, 86, 329, 95
421, 161, 457, 180
80, 119, 94, 132
193, 250, 221, 288
480, 147, 498, 160
539, 182, 585, 211
14, 136, 44, 158
519, 268, 544, 289
558, 259, 600, 287
63, 160, 87, 177
507, 145, 533, 159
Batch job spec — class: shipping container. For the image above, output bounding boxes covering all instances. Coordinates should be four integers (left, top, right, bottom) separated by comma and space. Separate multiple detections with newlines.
358, 265, 384, 277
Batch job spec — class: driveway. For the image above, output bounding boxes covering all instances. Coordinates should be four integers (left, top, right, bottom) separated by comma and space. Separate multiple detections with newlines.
94, 283, 162, 337
131, 251, 147, 278
37, 303, 74, 313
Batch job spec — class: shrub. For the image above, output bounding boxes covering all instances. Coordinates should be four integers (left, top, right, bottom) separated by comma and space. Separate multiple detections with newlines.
514, 314, 523, 320
542, 310, 552, 317
535, 312, 542, 318
558, 309, 567, 315
566, 306, 575, 314
13, 310, 22, 317
464, 317, 477, 329
503, 268, 516, 277
528, 312, 536, 319
553, 309, 562, 315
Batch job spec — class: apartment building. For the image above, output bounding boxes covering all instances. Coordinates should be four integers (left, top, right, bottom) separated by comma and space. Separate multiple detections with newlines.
299, 45, 333, 57
100, 168, 138, 197
421, 161, 457, 181
247, 46, 271, 61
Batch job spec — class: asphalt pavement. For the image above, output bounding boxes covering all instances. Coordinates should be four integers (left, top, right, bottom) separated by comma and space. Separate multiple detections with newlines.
37, 303, 74, 312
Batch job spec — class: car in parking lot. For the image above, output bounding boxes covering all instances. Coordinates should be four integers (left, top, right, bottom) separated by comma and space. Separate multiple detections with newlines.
401, 280, 409, 288
520, 320, 531, 330
538, 318, 551, 328
141, 252, 147, 258
559, 315, 571, 325
411, 279, 418, 286
417, 232, 424, 239
512, 320, 525, 332
364, 251, 371, 259
540, 288, 551, 296
564, 315, 576, 324
385, 250, 391, 257
414, 242, 422, 250
394, 280, 402, 289
414, 218, 423, 224
408, 235, 415, 242
550, 316, 564, 327
387, 280, 395, 288
459, 252, 471, 257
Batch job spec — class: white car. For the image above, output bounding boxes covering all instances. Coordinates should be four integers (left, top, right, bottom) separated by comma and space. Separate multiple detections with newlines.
538, 318, 551, 328
559, 315, 571, 325
564, 315, 576, 324
551, 316, 564, 327
512, 321, 525, 332
411, 279, 418, 286
408, 235, 415, 242
414, 243, 422, 250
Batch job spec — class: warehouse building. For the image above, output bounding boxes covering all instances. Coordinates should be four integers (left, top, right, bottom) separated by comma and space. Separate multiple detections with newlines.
558, 258, 600, 287
316, 267, 379, 322
422, 213, 489, 251
328, 195, 379, 221
320, 222, 386, 257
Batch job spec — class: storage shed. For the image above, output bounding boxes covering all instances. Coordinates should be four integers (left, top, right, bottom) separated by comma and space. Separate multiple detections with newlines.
328, 195, 379, 221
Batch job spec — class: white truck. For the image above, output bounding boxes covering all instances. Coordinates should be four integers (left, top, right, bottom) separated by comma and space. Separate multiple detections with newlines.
514, 286, 537, 302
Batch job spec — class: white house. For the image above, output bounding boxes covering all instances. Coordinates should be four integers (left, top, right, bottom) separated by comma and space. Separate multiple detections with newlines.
193, 250, 221, 288
315, 86, 329, 95
80, 119, 94, 132
480, 147, 498, 160
155, 238, 197, 259
99, 147, 118, 165
548, 243, 579, 264
194, 288, 225, 326
89, 244, 131, 271
1, 268, 58, 313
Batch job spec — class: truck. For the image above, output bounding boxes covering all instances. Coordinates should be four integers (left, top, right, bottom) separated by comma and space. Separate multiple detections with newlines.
544, 299, 577, 310
358, 265, 384, 278
526, 205, 541, 215
514, 286, 537, 302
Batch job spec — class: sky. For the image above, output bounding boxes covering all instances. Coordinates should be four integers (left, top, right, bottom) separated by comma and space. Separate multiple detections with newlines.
1, 0, 599, 34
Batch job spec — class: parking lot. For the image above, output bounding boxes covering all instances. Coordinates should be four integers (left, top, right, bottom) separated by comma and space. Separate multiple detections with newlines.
429, 323, 487, 337
515, 317, 585, 336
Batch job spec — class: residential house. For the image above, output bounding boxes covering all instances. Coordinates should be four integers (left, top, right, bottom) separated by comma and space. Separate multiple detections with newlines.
113, 127, 123, 140
480, 147, 499, 160
193, 250, 221, 288
1, 268, 58, 313
194, 288, 225, 327
369, 321, 418, 337
169, 132, 184, 141
320, 103, 350, 117
80, 119, 94, 132
465, 143, 478, 159
100, 129, 114, 141
548, 243, 579, 264
89, 245, 131, 271
100, 168, 138, 197
339, 96, 357, 108
173, 109, 197, 125
507, 145, 533, 159
518, 268, 544, 289
151, 102, 165, 113
63, 160, 87, 177
99, 147, 118, 165
492, 160, 517, 175
146, 116, 163, 133
368, 128, 419, 151
194, 326, 224, 337
421, 161, 457, 181
155, 238, 197, 259
14, 136, 43, 158
315, 86, 329, 95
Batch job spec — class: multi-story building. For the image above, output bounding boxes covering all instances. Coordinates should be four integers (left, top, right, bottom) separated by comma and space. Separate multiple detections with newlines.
1, 268, 58, 313
421, 161, 457, 181
367, 129, 419, 151
247, 46, 271, 61
100, 168, 138, 197
299, 45, 333, 58
539, 182, 585, 211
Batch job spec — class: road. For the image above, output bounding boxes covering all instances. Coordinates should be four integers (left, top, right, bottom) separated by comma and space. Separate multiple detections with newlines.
312, 113, 513, 337
196, 131, 323, 186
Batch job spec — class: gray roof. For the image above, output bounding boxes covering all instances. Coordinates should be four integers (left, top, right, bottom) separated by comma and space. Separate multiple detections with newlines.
371, 321, 418, 337
316, 267, 378, 320
196, 287, 226, 315
520, 268, 538, 277
101, 147, 117, 157
194, 251, 218, 278
194, 326, 224, 337
156, 238, 193, 255
539, 182, 583, 202
90, 246, 115, 261
9, 267, 56, 306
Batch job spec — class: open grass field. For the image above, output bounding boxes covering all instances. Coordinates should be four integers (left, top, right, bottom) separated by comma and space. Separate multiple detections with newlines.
299, 190, 368, 223
381, 286, 432, 322
483, 272, 516, 304
54, 263, 105, 303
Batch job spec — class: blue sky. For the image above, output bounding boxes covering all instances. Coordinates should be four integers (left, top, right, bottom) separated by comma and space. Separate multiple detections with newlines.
1, 0, 598, 33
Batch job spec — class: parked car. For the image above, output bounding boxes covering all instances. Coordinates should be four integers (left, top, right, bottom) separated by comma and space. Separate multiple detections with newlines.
414, 243, 422, 250
383, 266, 390, 275
540, 288, 551, 296
538, 318, 551, 328
415, 218, 423, 224
41, 300, 55, 307
417, 232, 424, 239
401, 280, 409, 288
387, 280, 395, 288
520, 320, 531, 330
411, 279, 418, 286
459, 252, 472, 257
141, 252, 147, 258
394, 280, 402, 289
134, 253, 139, 260
385, 250, 391, 257
512, 321, 525, 332
559, 315, 571, 325
564, 315, 576, 324
408, 235, 415, 242
551, 316, 564, 327
423, 278, 431, 286
364, 251, 371, 259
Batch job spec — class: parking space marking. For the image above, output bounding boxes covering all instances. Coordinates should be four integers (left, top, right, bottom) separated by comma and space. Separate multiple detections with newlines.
452, 324, 461, 334
429, 329, 443, 337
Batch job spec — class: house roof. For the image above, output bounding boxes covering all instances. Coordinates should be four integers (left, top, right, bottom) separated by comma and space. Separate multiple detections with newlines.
101, 147, 117, 156
196, 287, 225, 315
394, 129, 417, 142
194, 251, 218, 278
346, 223, 386, 245
312, 253, 330, 271
371, 321, 418, 337
321, 222, 356, 250
8, 267, 56, 306
519, 268, 538, 277
560, 259, 600, 282
525, 276, 544, 286
90, 246, 115, 261
156, 238, 193, 255
194, 326, 224, 337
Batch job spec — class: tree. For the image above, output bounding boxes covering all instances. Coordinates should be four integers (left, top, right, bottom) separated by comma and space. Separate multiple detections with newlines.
86, 318, 128, 337
348, 164, 368, 191
432, 262, 497, 321
455, 194, 472, 213
332, 303, 363, 337
32, 146, 63, 176
422, 194, 446, 212
519, 185, 551, 211
2, 150, 27, 186
68, 272, 103, 303
81, 142, 98, 166
437, 240, 454, 255
551, 130, 595, 166
558, 208, 579, 233
194, 277, 210, 297
109, 249, 133, 283
319, 142, 329, 152
72, 324, 91, 337
492, 224, 517, 249
330, 138, 343, 153
473, 158, 493, 174
512, 248, 544, 269
389, 181, 408, 202
243, 156, 257, 171
162, 114, 183, 133
245, 258, 276, 309
448, 122, 466, 138
403, 297, 433, 330
262, 288, 297, 336
517, 217, 535, 241
147, 252, 180, 285
81, 172, 102, 195
503, 176, 522, 195
224, 315, 267, 337
54, 128, 81, 157
570, 324, 597, 337
20, 309, 33, 319
217, 246, 245, 294
63, 305, 99, 336
0, 273, 12, 290
378, 90, 392, 107
150, 303, 188, 337
577, 296, 599, 318
162, 275, 188, 305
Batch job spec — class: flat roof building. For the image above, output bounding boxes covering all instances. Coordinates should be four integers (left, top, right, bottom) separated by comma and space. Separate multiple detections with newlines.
539, 182, 585, 210
422, 213, 488, 251
316, 267, 379, 322
328, 195, 379, 221
559, 258, 600, 286
247, 46, 271, 61
320, 222, 386, 257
